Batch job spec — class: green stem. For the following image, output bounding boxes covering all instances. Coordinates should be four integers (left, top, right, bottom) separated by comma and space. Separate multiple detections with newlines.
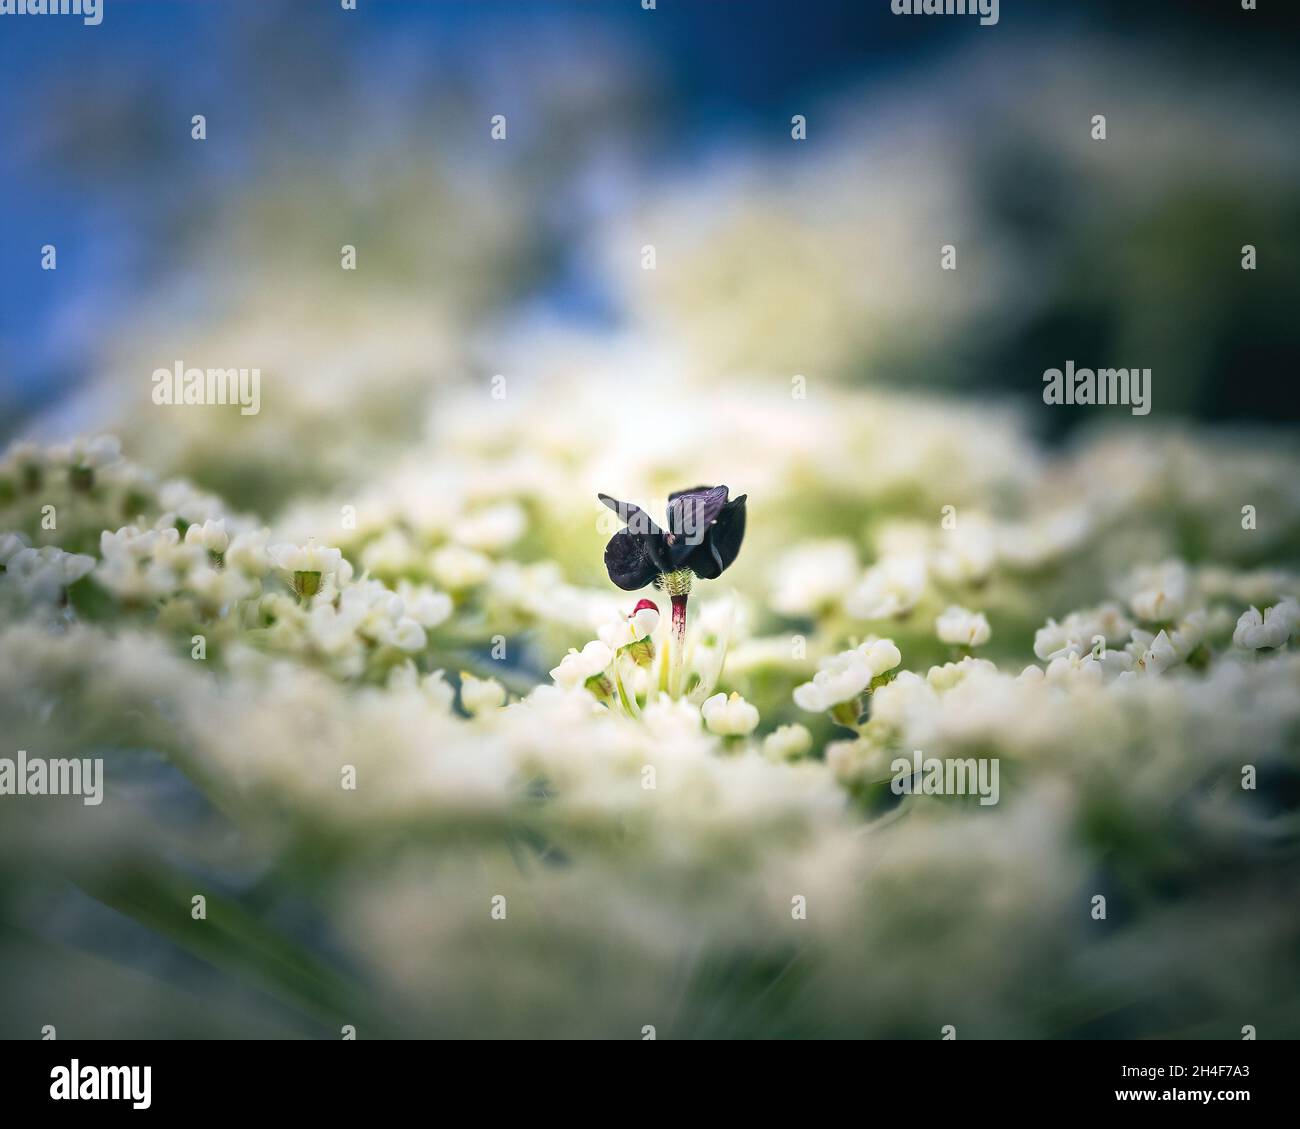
612, 654, 639, 718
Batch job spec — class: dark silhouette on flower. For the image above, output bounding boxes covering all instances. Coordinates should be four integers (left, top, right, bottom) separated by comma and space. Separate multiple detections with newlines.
598, 485, 746, 591
598, 486, 746, 698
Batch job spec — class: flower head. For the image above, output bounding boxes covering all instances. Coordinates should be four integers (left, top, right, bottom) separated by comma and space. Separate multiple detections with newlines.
936, 605, 992, 648
269, 538, 351, 599
550, 640, 615, 695
459, 672, 506, 715
793, 638, 902, 714
269, 539, 345, 575
701, 691, 760, 737
598, 485, 746, 591
185, 518, 230, 557
597, 597, 661, 668
763, 723, 813, 761
1232, 600, 1296, 650
1125, 560, 1191, 623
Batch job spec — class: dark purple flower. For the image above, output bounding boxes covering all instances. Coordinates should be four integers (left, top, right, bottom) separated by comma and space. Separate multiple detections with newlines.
598, 485, 747, 592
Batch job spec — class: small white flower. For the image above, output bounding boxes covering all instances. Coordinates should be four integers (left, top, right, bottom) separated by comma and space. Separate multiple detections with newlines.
793, 638, 902, 713
184, 518, 229, 555
926, 656, 997, 691
1126, 560, 1191, 623
549, 640, 614, 691
269, 540, 345, 575
1033, 603, 1133, 661
858, 638, 904, 678
459, 672, 506, 715
95, 525, 186, 600
701, 691, 760, 737
6, 546, 95, 591
763, 723, 813, 761
421, 669, 456, 712
1132, 629, 1178, 674
1124, 611, 1206, 674
629, 602, 660, 640
269, 539, 350, 600
1233, 600, 1296, 650
1045, 651, 1104, 686
935, 606, 991, 647
597, 601, 660, 650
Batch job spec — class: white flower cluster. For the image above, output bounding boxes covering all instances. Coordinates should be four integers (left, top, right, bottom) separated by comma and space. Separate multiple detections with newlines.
97, 521, 267, 609
0, 532, 94, 606
3, 35, 1299, 1040
2, 394, 1298, 1042
0, 441, 472, 684
793, 638, 903, 715
935, 605, 991, 648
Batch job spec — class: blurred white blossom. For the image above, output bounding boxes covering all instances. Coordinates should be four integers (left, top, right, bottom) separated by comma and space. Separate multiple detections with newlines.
460, 672, 507, 715
701, 691, 760, 737
794, 638, 902, 714
935, 606, 991, 648
1233, 599, 1297, 650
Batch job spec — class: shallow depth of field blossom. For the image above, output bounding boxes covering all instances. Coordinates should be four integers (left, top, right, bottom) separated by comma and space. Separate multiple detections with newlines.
2, 3, 1299, 1040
